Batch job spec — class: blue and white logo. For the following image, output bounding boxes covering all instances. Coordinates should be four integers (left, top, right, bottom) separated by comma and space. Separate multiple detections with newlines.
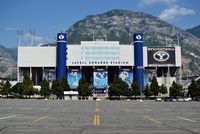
136, 35, 142, 40
94, 71, 108, 89
58, 35, 65, 40
96, 72, 107, 79
153, 51, 169, 62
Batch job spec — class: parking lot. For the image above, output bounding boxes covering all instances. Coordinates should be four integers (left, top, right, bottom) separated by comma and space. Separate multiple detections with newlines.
0, 99, 200, 134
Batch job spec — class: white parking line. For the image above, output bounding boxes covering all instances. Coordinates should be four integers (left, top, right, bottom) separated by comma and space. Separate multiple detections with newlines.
162, 109, 171, 112
18, 108, 31, 110
1, 107, 12, 110
0, 115, 16, 120
144, 109, 152, 111
177, 116, 197, 123
43, 108, 50, 111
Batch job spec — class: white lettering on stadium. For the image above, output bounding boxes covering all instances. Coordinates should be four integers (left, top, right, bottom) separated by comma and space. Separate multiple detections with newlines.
71, 61, 129, 65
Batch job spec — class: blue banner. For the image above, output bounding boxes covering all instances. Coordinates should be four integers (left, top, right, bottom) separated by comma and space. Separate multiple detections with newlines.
144, 69, 155, 86
67, 69, 82, 89
119, 69, 133, 88
93, 69, 108, 89
144, 73, 150, 86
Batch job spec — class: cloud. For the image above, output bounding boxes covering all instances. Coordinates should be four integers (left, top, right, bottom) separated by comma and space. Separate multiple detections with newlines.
139, 0, 177, 7
159, 5, 195, 21
4, 27, 18, 31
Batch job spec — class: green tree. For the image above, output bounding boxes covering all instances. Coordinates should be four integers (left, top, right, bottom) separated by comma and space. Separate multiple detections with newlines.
40, 79, 51, 99
61, 77, 70, 91
108, 77, 129, 97
52, 79, 64, 99
150, 76, 159, 96
118, 79, 129, 96
77, 76, 92, 98
11, 82, 23, 98
1, 80, 11, 97
196, 82, 200, 97
131, 79, 141, 98
143, 84, 153, 99
188, 79, 200, 99
21, 75, 36, 98
0, 81, 4, 91
108, 85, 121, 97
159, 84, 168, 95
169, 81, 183, 98
0, 81, 4, 96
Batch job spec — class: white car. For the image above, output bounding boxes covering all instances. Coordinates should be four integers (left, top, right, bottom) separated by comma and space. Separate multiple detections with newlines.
155, 97, 162, 102
96, 98, 101, 101
136, 99, 143, 102
177, 98, 184, 102
184, 97, 191, 102
171, 98, 177, 102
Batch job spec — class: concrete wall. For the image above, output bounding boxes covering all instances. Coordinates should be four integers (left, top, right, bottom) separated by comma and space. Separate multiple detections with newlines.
18, 47, 56, 67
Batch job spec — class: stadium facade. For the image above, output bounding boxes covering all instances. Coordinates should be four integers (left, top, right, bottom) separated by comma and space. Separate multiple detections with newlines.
17, 33, 181, 95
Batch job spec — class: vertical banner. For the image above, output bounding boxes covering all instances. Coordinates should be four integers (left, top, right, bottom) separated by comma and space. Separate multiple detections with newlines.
144, 73, 150, 87
144, 69, 156, 86
43, 69, 56, 82
93, 69, 108, 90
133, 33, 144, 90
56, 33, 67, 80
67, 69, 82, 89
118, 69, 133, 88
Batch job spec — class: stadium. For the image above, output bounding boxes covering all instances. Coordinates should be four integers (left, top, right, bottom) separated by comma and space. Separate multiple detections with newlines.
17, 33, 181, 96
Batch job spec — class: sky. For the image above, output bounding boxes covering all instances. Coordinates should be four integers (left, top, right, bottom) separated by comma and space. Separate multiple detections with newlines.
0, 0, 200, 48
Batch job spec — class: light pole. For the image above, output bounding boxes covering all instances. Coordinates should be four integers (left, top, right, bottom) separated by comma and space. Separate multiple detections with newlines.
29, 29, 35, 46
17, 30, 24, 46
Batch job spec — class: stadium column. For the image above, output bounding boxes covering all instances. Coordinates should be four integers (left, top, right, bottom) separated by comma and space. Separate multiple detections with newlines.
56, 33, 67, 80
133, 33, 144, 91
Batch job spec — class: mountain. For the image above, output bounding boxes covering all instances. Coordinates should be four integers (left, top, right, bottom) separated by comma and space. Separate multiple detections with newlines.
187, 25, 200, 38
1, 9, 200, 77
0, 45, 17, 79
67, 9, 200, 75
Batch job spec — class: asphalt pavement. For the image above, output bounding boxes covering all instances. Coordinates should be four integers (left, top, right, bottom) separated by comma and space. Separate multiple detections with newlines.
0, 99, 200, 134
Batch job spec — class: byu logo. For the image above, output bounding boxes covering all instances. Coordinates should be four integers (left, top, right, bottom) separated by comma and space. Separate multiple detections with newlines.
58, 35, 64, 40
136, 35, 142, 40
153, 51, 169, 62
96, 72, 107, 79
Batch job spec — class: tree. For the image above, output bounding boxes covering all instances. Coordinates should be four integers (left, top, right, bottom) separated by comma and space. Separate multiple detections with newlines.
0, 81, 4, 96
143, 84, 153, 99
131, 79, 141, 98
159, 84, 168, 95
188, 79, 200, 99
78, 76, 92, 98
52, 79, 64, 99
1, 80, 11, 97
118, 79, 129, 96
40, 79, 51, 99
0, 81, 4, 91
108, 85, 121, 97
61, 77, 70, 91
150, 76, 159, 96
21, 75, 36, 98
108, 77, 129, 97
188, 80, 197, 99
11, 82, 23, 98
169, 81, 183, 98
108, 77, 121, 97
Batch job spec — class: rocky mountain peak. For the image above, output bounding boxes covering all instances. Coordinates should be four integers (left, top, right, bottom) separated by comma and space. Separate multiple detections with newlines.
67, 9, 200, 74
